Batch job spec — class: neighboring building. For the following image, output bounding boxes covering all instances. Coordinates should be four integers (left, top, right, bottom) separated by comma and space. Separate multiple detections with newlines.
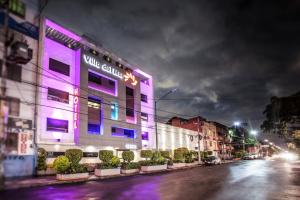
36, 18, 154, 163
148, 123, 203, 152
167, 116, 219, 156
211, 121, 233, 159
0, 0, 39, 177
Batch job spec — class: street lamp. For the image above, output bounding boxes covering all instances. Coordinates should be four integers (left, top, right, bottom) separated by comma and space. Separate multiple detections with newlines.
264, 139, 269, 142
234, 121, 240, 127
250, 130, 258, 136
155, 88, 177, 151
233, 121, 245, 153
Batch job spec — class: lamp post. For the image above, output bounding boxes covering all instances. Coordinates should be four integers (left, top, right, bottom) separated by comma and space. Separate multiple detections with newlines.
155, 88, 177, 151
233, 121, 245, 153
193, 117, 203, 164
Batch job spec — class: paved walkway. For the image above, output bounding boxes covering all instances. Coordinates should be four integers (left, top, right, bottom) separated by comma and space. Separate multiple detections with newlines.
5, 162, 238, 190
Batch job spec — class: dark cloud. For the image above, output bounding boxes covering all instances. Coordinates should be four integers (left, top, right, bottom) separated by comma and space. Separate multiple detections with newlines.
45, 0, 300, 141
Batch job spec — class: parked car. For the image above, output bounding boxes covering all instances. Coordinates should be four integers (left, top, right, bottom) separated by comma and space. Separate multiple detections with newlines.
243, 154, 253, 160
203, 156, 221, 165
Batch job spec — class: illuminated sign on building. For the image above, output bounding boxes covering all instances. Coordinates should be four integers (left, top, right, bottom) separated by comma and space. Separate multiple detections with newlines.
83, 54, 123, 79
73, 88, 79, 129
124, 72, 138, 86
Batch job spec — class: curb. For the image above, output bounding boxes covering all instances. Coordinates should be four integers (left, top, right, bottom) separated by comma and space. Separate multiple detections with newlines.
4, 162, 236, 190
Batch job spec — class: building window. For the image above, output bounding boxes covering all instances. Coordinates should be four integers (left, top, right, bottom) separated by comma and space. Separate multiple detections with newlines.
111, 102, 118, 120
9, 0, 26, 18
210, 141, 213, 147
0, 62, 22, 82
88, 97, 101, 134
141, 79, 149, 85
141, 94, 148, 103
112, 127, 135, 138
5, 132, 18, 154
88, 71, 116, 96
46, 118, 68, 133
6, 97, 20, 116
142, 132, 149, 140
49, 58, 70, 76
141, 112, 148, 121
126, 87, 135, 118
47, 87, 69, 104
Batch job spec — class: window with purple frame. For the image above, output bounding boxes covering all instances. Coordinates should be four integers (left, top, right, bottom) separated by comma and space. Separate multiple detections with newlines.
112, 127, 135, 138
46, 118, 68, 133
141, 132, 149, 140
88, 71, 116, 96
88, 97, 101, 134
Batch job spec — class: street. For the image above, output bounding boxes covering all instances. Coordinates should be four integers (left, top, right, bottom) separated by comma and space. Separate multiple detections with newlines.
1, 159, 299, 200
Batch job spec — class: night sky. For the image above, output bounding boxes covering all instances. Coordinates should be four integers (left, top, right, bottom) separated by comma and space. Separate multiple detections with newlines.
44, 0, 300, 142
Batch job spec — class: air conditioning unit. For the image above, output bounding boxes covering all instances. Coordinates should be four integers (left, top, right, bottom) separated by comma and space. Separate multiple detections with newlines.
8, 41, 33, 64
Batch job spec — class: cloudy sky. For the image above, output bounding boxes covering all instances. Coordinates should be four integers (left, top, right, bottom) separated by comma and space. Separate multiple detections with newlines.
44, 0, 300, 141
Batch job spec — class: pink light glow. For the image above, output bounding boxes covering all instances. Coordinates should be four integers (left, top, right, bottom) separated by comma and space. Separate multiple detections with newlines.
73, 88, 79, 129
45, 19, 81, 41
134, 68, 152, 79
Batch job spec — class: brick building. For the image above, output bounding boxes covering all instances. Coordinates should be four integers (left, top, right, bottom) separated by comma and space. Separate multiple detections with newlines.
167, 116, 219, 156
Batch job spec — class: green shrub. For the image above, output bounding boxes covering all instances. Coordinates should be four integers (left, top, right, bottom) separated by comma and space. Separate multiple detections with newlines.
65, 149, 83, 165
177, 147, 189, 155
174, 149, 184, 161
111, 156, 120, 168
99, 150, 114, 163
184, 152, 194, 163
37, 148, 47, 171
53, 156, 70, 174
139, 160, 155, 166
122, 151, 134, 163
151, 151, 161, 161
141, 150, 153, 160
121, 162, 140, 170
160, 151, 170, 159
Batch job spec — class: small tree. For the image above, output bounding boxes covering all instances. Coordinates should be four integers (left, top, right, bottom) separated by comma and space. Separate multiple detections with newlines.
53, 156, 70, 174
37, 148, 47, 171
65, 149, 83, 165
141, 150, 153, 160
174, 149, 184, 162
122, 151, 134, 163
99, 150, 114, 163
160, 151, 170, 159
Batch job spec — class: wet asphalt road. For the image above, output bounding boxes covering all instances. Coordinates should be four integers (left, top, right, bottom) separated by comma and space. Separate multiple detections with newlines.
1, 159, 300, 200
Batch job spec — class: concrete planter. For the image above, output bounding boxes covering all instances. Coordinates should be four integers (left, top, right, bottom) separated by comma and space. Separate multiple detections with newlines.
140, 165, 167, 172
37, 168, 56, 176
121, 168, 140, 174
168, 163, 186, 169
56, 173, 89, 181
95, 168, 120, 177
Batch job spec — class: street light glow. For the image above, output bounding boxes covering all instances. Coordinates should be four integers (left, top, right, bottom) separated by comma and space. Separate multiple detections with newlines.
250, 130, 258, 135
234, 121, 241, 126
264, 139, 269, 142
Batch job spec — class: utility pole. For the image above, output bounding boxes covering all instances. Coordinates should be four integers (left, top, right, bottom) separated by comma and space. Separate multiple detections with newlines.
196, 117, 202, 164
0, 0, 10, 190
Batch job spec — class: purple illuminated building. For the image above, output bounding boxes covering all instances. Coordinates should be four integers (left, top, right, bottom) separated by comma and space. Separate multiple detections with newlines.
36, 18, 154, 162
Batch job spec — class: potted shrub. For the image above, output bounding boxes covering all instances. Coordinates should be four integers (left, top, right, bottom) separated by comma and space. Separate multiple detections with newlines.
185, 151, 197, 167
95, 150, 121, 177
54, 149, 88, 181
37, 148, 48, 175
140, 150, 153, 160
121, 151, 140, 174
169, 148, 186, 169
140, 151, 167, 172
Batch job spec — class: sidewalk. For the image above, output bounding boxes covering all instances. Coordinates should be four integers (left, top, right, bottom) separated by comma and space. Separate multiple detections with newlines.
4, 160, 237, 190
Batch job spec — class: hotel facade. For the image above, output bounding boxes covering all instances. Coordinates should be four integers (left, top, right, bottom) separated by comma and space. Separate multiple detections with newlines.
36, 18, 155, 162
